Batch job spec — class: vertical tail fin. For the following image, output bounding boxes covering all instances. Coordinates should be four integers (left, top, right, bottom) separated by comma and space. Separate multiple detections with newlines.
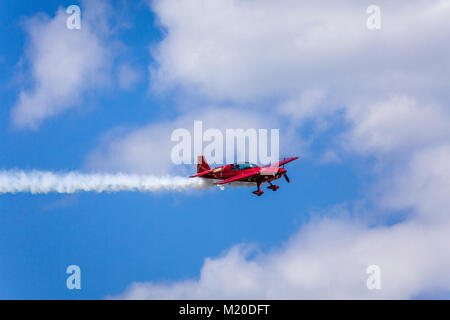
197, 156, 210, 173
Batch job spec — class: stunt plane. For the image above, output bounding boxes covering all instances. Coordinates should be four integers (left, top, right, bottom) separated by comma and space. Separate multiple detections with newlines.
190, 156, 299, 196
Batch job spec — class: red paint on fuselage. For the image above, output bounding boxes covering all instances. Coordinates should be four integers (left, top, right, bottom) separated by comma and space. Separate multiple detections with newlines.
200, 164, 287, 184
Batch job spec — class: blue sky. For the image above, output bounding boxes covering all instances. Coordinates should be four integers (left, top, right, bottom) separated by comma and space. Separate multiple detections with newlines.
1, 0, 450, 299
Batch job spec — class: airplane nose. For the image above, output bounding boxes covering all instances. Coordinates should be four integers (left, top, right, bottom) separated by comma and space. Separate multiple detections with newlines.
278, 168, 287, 174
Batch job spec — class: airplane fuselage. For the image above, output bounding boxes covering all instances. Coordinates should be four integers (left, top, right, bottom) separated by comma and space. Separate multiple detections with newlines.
200, 164, 285, 184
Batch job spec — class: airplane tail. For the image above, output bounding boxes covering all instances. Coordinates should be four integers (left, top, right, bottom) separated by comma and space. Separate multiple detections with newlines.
197, 156, 210, 173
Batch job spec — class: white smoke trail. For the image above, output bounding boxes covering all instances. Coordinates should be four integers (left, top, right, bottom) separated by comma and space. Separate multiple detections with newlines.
0, 170, 207, 194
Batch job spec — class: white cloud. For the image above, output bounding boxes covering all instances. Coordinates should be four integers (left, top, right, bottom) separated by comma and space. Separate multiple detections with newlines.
149, 0, 450, 105
344, 95, 450, 156
11, 2, 113, 129
278, 89, 328, 123
86, 121, 180, 174
380, 144, 450, 222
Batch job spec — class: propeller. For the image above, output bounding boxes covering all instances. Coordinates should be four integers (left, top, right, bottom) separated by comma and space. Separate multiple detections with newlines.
283, 173, 290, 183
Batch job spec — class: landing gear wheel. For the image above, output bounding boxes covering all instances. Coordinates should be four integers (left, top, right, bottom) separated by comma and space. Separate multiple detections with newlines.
252, 182, 264, 196
267, 184, 279, 191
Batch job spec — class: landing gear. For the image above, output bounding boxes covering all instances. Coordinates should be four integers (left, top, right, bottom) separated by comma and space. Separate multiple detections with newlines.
252, 190, 264, 196
253, 181, 280, 196
267, 181, 279, 191
252, 182, 264, 196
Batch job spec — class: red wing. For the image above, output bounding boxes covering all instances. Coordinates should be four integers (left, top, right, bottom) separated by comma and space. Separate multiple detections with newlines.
265, 156, 299, 168
215, 171, 258, 185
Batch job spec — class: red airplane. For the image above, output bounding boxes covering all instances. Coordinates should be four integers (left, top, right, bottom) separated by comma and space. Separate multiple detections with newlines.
190, 155, 299, 196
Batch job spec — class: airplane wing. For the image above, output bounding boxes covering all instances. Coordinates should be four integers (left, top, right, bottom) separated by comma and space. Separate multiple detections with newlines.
215, 171, 258, 185
265, 156, 299, 168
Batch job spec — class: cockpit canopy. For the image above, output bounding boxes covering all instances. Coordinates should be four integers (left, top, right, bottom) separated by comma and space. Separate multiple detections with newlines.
230, 162, 258, 170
